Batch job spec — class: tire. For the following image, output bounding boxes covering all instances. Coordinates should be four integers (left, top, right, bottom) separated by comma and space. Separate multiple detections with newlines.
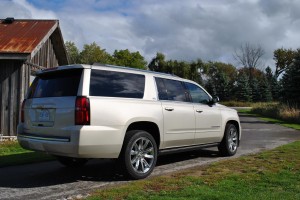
218, 123, 239, 156
120, 130, 158, 180
56, 156, 88, 168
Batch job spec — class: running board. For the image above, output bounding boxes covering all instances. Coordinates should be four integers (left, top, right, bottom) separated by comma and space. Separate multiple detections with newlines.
159, 142, 219, 156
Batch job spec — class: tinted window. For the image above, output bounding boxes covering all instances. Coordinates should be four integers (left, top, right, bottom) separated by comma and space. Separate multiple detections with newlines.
185, 82, 210, 104
155, 78, 168, 100
90, 69, 145, 98
155, 77, 189, 102
28, 69, 82, 98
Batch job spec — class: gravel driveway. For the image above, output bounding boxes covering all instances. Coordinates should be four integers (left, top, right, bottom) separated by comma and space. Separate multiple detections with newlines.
0, 113, 299, 200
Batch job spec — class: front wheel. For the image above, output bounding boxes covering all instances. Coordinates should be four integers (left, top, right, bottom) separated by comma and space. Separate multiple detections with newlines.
218, 123, 239, 156
56, 156, 88, 168
120, 130, 158, 179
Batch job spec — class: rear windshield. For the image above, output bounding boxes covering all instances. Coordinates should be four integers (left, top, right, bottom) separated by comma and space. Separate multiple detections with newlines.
90, 69, 145, 98
27, 69, 82, 98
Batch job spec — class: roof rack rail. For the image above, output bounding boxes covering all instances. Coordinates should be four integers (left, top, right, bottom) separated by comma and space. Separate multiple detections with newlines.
92, 63, 179, 77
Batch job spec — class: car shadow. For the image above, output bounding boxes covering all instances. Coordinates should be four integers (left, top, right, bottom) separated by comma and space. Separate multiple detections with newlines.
0, 148, 219, 188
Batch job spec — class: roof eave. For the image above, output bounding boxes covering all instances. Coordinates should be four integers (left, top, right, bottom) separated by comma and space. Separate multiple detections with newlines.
0, 53, 30, 60
29, 20, 69, 65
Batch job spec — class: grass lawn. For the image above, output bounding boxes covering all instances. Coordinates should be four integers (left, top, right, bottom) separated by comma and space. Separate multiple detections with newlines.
87, 109, 300, 200
0, 141, 54, 167
88, 141, 300, 200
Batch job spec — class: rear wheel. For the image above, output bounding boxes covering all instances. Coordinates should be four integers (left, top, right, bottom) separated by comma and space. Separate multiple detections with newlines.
120, 130, 158, 179
218, 123, 238, 156
56, 156, 88, 168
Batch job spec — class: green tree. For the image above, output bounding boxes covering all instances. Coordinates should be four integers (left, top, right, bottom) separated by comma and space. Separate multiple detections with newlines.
204, 62, 237, 101
251, 77, 260, 102
281, 49, 300, 105
189, 59, 204, 84
65, 41, 79, 64
148, 52, 167, 72
172, 60, 189, 78
259, 77, 273, 102
79, 42, 112, 64
112, 49, 147, 69
273, 48, 296, 78
215, 71, 230, 101
148, 54, 204, 85
265, 66, 279, 100
206, 78, 217, 97
235, 73, 252, 102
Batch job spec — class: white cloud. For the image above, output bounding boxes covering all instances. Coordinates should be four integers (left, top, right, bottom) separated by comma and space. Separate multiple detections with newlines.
1, 0, 300, 70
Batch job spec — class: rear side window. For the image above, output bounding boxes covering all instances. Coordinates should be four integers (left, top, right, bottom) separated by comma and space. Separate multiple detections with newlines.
155, 78, 168, 100
155, 77, 189, 102
28, 69, 82, 98
90, 69, 145, 98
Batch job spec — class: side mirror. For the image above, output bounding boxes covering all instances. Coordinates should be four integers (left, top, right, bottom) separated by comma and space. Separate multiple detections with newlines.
208, 96, 219, 105
212, 96, 220, 103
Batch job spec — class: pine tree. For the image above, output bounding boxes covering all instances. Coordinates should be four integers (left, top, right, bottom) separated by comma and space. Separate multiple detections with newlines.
215, 71, 230, 101
206, 79, 217, 97
251, 78, 260, 102
259, 77, 273, 102
281, 49, 300, 105
236, 73, 252, 102
265, 66, 279, 100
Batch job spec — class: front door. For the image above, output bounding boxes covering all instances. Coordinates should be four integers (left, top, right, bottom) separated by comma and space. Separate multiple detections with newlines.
185, 82, 222, 144
155, 77, 196, 148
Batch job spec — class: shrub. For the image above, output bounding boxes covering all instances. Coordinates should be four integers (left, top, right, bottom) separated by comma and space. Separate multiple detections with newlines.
252, 102, 300, 124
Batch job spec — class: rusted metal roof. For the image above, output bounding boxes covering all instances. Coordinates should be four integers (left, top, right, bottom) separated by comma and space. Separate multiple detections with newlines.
0, 19, 57, 53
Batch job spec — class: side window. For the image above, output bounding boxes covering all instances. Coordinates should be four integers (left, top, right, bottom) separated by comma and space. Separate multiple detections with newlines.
155, 77, 189, 102
90, 69, 145, 98
155, 78, 168, 100
185, 82, 211, 104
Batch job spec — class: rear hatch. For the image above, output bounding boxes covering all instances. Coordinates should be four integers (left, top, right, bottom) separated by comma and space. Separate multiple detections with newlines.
23, 68, 83, 139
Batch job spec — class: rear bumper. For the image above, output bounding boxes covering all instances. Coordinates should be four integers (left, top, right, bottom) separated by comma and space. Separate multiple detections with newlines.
17, 124, 125, 158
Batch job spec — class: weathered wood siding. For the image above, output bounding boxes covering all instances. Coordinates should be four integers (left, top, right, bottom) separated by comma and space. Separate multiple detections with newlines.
0, 20, 69, 137
30, 37, 59, 69
0, 60, 29, 136
0, 38, 60, 136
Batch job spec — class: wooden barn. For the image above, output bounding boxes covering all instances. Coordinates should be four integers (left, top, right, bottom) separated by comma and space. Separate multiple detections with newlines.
0, 18, 69, 137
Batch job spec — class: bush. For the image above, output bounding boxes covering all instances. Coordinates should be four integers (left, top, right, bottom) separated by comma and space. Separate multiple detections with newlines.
252, 102, 300, 124
221, 101, 256, 107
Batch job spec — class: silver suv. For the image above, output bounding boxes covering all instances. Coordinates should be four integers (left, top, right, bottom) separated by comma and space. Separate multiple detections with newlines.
17, 64, 241, 179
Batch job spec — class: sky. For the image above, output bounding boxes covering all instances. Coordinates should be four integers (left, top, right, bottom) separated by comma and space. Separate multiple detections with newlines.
1, 0, 300, 70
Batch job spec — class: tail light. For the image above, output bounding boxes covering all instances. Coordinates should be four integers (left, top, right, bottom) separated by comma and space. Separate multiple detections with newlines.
21, 99, 26, 123
75, 96, 90, 125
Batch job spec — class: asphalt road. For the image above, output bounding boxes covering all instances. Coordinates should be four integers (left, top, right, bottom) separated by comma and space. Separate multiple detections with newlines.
1, 113, 300, 200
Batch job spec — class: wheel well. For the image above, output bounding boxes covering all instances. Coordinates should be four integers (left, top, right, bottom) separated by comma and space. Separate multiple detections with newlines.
126, 122, 160, 147
227, 120, 240, 143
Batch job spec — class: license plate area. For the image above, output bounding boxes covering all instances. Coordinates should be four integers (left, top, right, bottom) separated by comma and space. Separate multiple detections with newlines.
32, 109, 55, 127
39, 109, 50, 121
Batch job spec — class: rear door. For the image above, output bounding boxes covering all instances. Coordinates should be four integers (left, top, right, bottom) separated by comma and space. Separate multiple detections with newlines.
155, 77, 196, 148
23, 69, 83, 138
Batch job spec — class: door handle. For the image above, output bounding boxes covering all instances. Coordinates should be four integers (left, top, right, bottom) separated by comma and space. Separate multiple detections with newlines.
196, 109, 203, 113
165, 107, 174, 111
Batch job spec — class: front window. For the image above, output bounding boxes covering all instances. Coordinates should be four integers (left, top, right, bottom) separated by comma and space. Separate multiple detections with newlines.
185, 82, 211, 104
155, 77, 189, 102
